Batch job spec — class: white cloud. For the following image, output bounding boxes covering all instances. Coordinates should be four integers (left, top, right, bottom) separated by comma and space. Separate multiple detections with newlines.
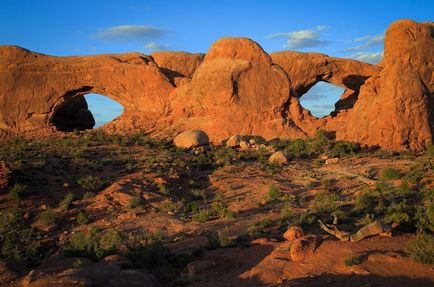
266, 26, 329, 49
345, 33, 384, 52
144, 41, 170, 52
94, 25, 164, 42
347, 51, 384, 64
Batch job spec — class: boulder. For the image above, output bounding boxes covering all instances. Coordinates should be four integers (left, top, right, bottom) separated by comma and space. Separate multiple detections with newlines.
226, 135, 243, 147
268, 151, 288, 165
239, 140, 250, 150
173, 130, 209, 149
325, 157, 339, 164
283, 226, 304, 242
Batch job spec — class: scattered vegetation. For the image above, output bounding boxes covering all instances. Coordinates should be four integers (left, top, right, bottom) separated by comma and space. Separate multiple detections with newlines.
9, 183, 26, 200
344, 256, 362, 266
40, 207, 56, 225
59, 192, 75, 210
379, 168, 401, 180
406, 232, 434, 264
76, 211, 90, 225
77, 175, 104, 192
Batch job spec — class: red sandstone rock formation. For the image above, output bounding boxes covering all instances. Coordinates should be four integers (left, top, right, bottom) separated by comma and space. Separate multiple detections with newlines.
0, 19, 432, 150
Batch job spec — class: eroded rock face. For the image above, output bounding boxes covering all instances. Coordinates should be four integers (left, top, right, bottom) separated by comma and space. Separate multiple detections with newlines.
0, 19, 432, 150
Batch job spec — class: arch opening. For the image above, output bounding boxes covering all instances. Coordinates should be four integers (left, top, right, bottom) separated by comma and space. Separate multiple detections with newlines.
299, 81, 346, 118
51, 93, 124, 131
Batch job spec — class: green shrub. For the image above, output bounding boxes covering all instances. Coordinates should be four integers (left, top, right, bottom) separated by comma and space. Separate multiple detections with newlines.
125, 232, 170, 268
63, 227, 121, 261
406, 232, 434, 264
59, 192, 75, 210
9, 183, 26, 200
206, 228, 235, 249
0, 207, 41, 265
77, 212, 89, 225
40, 208, 56, 225
313, 192, 340, 214
77, 176, 104, 192
284, 139, 307, 157
330, 141, 361, 158
344, 256, 362, 266
379, 168, 401, 180
191, 209, 212, 223
415, 204, 434, 232
267, 184, 280, 201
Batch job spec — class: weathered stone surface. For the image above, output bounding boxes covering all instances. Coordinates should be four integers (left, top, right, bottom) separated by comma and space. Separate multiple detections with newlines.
226, 135, 244, 147
290, 235, 321, 261
283, 226, 304, 242
0, 46, 174, 136
0, 19, 432, 151
173, 130, 209, 149
268, 151, 288, 165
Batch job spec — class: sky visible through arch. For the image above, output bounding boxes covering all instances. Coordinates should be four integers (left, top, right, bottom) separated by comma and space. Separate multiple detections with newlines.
1, 0, 432, 126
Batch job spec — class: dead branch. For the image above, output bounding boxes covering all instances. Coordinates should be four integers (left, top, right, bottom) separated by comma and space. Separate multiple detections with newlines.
318, 218, 392, 242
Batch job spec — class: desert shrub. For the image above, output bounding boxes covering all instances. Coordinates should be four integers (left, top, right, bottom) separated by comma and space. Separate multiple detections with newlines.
322, 179, 334, 192
267, 184, 280, 202
127, 196, 142, 209
0, 207, 41, 265
299, 212, 318, 226
59, 192, 75, 210
344, 256, 362, 266
9, 183, 26, 200
77, 212, 89, 225
158, 184, 170, 195
313, 192, 340, 214
193, 153, 215, 170
406, 232, 434, 264
63, 227, 121, 261
284, 139, 308, 157
356, 213, 376, 227
354, 188, 382, 213
415, 204, 434, 232
385, 200, 414, 225
40, 207, 56, 225
330, 141, 361, 158
77, 175, 104, 192
125, 232, 170, 268
206, 228, 235, 249
191, 209, 213, 223
379, 168, 401, 180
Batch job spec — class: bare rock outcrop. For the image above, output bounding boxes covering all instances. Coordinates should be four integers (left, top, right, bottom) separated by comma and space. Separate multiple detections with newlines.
0, 19, 432, 150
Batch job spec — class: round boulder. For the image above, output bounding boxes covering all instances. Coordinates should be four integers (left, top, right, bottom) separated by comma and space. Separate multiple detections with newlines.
268, 151, 288, 165
283, 226, 304, 242
290, 235, 321, 261
174, 130, 209, 149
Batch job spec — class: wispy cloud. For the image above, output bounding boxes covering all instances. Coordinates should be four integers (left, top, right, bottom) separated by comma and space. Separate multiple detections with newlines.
144, 41, 170, 52
347, 51, 384, 64
93, 25, 164, 42
345, 33, 384, 52
266, 26, 329, 49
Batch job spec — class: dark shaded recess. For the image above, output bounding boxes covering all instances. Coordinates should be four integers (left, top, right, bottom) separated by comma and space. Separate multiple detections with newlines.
52, 96, 95, 132
427, 89, 434, 143
332, 75, 371, 115
159, 67, 185, 86
283, 273, 433, 287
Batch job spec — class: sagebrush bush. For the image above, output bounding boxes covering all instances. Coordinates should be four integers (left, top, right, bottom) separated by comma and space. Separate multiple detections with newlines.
59, 192, 75, 210
77, 175, 104, 192
127, 196, 142, 209
77, 211, 89, 225
125, 231, 170, 268
0, 207, 41, 265
206, 228, 235, 249
40, 207, 56, 225
63, 227, 121, 261
406, 232, 434, 264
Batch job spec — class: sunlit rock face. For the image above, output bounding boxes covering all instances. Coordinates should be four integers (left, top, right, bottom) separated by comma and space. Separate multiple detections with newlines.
0, 20, 432, 151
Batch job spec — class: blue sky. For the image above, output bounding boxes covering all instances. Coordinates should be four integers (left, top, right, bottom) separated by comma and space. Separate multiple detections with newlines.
1, 0, 432, 123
